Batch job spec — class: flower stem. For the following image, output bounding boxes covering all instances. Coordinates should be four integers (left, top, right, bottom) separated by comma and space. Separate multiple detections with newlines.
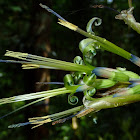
0, 87, 72, 105
5, 50, 93, 72
88, 94, 140, 110
76, 28, 131, 60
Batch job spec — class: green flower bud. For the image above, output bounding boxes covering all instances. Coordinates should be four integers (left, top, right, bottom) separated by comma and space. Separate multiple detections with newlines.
122, 71, 140, 79
131, 85, 140, 94
111, 72, 129, 82
116, 67, 139, 79
92, 79, 116, 89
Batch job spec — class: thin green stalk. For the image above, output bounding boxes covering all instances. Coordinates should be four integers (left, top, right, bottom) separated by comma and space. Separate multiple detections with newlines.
29, 105, 83, 128
58, 19, 140, 67
0, 88, 74, 119
5, 51, 93, 72
40, 4, 140, 66
88, 94, 140, 110
0, 97, 50, 119
30, 105, 82, 122
0, 87, 72, 105
8, 105, 83, 128
128, 0, 132, 8
76, 28, 131, 60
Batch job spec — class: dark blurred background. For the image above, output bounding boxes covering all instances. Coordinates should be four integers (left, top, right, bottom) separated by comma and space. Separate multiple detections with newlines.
0, 0, 140, 140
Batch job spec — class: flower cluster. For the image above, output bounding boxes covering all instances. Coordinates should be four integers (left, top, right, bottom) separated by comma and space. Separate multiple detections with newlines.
0, 4, 140, 129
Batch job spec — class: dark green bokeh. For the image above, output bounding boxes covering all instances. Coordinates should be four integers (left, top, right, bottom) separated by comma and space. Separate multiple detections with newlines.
0, 0, 140, 140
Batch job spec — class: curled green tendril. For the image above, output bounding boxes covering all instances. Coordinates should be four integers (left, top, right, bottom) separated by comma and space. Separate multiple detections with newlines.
73, 56, 84, 65
68, 94, 79, 105
83, 73, 96, 86
64, 74, 74, 88
86, 17, 102, 34
83, 44, 96, 65
79, 38, 98, 65
64, 74, 81, 91
84, 88, 96, 101
79, 38, 95, 52
82, 96, 93, 108
72, 72, 84, 84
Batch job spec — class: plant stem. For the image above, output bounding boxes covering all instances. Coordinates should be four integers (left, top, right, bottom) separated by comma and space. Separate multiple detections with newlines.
0, 87, 72, 105
40, 5, 139, 66
76, 28, 131, 60
88, 94, 140, 110
5, 51, 93, 73
128, 0, 132, 8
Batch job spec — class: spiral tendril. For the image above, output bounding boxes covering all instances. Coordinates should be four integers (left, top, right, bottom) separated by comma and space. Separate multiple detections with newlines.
86, 17, 102, 34
82, 96, 92, 108
84, 88, 96, 100
79, 38, 99, 65
72, 72, 84, 84
85, 88, 96, 97
68, 94, 79, 105
64, 74, 74, 88
73, 56, 84, 65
